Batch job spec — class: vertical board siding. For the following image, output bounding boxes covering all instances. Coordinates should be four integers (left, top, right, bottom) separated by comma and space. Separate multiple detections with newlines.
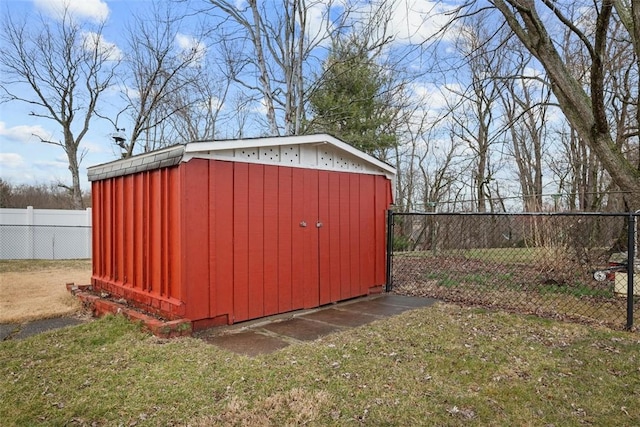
349, 174, 361, 297
232, 162, 250, 322
91, 165, 184, 318
181, 160, 210, 319
277, 167, 293, 313
211, 161, 234, 319
248, 164, 265, 319
133, 174, 144, 293
359, 175, 375, 293
338, 172, 352, 300
123, 175, 134, 288
104, 179, 113, 281
91, 182, 101, 278
149, 171, 161, 296
303, 169, 320, 308
318, 170, 332, 305
168, 168, 182, 302
327, 172, 342, 303
113, 178, 123, 283
263, 166, 280, 316
374, 175, 389, 285
290, 168, 305, 310
92, 156, 393, 324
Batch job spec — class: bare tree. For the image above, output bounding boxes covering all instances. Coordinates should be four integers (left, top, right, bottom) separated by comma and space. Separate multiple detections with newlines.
0, 9, 118, 209
488, 0, 640, 210
111, 4, 207, 156
204, 0, 355, 136
498, 46, 552, 212
168, 67, 231, 142
444, 17, 506, 212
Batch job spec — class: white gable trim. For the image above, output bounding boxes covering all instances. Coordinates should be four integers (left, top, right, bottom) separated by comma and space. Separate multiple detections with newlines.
182, 134, 396, 178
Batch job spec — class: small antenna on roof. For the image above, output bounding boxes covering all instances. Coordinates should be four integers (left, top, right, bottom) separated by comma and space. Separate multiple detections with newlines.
111, 128, 126, 148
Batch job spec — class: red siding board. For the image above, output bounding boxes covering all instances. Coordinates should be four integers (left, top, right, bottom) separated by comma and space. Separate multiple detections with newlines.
263, 166, 279, 316
104, 179, 113, 281
277, 167, 293, 313
160, 170, 169, 297
290, 168, 305, 310
328, 173, 342, 303
359, 175, 375, 293
168, 168, 181, 302
143, 173, 150, 292
248, 164, 265, 319
338, 173, 351, 300
123, 175, 134, 288
113, 178, 123, 284
150, 171, 162, 296
91, 182, 100, 278
134, 174, 144, 292
213, 161, 234, 319
233, 162, 250, 322
208, 163, 217, 316
318, 170, 331, 305
374, 176, 388, 285
303, 169, 319, 308
349, 174, 361, 298
181, 160, 210, 320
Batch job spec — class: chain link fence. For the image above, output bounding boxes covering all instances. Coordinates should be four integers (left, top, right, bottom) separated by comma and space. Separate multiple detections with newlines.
0, 225, 92, 260
388, 212, 639, 331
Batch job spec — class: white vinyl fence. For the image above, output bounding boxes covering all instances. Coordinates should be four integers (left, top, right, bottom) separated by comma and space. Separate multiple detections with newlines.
0, 207, 92, 259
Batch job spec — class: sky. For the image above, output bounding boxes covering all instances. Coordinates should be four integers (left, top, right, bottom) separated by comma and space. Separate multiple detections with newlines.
0, 0, 458, 192
0, 0, 154, 190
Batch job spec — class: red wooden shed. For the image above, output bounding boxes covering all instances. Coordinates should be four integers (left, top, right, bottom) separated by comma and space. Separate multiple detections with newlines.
87, 134, 396, 329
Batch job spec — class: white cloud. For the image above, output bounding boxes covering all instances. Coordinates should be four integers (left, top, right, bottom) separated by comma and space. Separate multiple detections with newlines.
34, 158, 69, 171
82, 140, 108, 154
0, 122, 51, 144
352, 0, 459, 45
82, 31, 122, 61
34, 0, 110, 23
0, 153, 25, 169
391, 0, 452, 43
175, 33, 207, 65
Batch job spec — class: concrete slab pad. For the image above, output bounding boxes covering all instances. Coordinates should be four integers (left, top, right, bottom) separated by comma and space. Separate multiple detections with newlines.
378, 294, 438, 308
262, 318, 340, 341
341, 300, 411, 317
301, 308, 379, 328
204, 331, 290, 356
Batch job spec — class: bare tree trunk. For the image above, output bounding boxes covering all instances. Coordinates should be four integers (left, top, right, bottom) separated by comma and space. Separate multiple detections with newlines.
491, 0, 640, 209
0, 9, 117, 209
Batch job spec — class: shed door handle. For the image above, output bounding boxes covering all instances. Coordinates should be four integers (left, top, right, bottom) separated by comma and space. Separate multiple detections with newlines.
316, 222, 323, 228
300, 221, 307, 227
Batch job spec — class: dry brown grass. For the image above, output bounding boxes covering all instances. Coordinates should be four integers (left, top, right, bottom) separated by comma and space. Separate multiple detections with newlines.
0, 260, 91, 323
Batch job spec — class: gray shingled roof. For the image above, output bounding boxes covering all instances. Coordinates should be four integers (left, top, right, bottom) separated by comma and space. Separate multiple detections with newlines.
87, 134, 396, 182
87, 145, 185, 181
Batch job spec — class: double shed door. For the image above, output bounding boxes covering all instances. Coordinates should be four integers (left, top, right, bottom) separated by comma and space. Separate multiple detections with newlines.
184, 159, 385, 324
234, 165, 379, 323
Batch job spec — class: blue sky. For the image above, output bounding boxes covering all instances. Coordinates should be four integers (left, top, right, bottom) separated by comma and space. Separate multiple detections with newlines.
0, 0, 155, 189
0, 0, 457, 192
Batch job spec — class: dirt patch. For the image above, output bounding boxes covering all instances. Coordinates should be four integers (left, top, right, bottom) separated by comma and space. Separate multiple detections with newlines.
0, 266, 91, 323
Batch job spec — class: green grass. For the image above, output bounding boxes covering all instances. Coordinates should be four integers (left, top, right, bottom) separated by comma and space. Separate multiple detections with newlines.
538, 283, 615, 299
426, 272, 502, 288
1, 305, 639, 426
395, 247, 562, 264
421, 268, 611, 298
0, 259, 91, 273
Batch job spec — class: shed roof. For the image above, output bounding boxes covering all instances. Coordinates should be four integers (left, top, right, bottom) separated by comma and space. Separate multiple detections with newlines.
87, 134, 396, 182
